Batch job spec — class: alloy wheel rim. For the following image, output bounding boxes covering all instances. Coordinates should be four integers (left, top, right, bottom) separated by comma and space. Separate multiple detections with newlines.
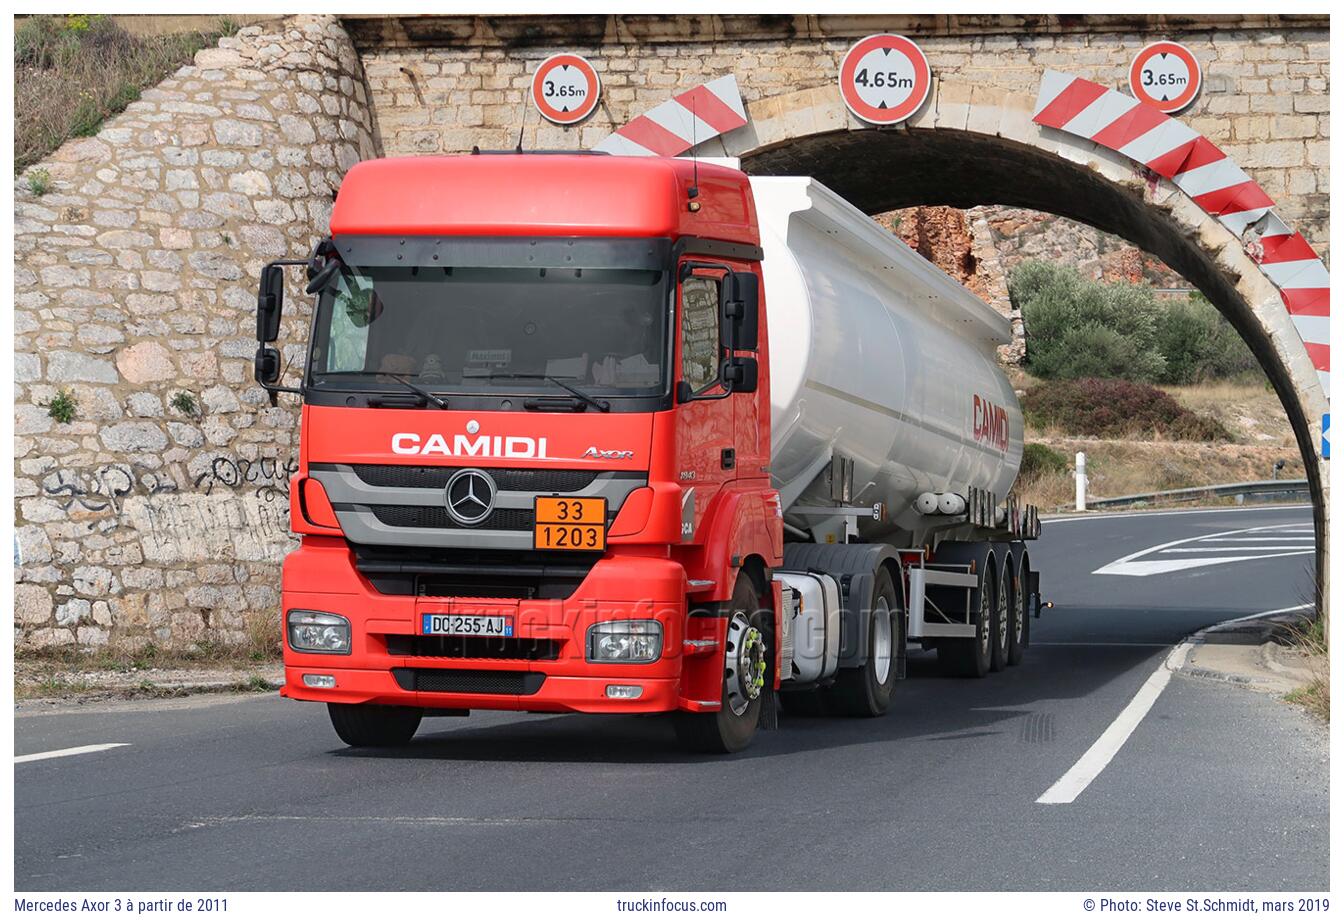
724, 611, 767, 717
873, 596, 893, 685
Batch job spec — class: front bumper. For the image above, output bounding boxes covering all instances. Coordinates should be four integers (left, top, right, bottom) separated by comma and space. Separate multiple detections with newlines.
279, 537, 717, 714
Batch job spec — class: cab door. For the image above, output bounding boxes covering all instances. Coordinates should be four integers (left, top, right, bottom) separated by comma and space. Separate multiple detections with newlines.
674, 266, 736, 542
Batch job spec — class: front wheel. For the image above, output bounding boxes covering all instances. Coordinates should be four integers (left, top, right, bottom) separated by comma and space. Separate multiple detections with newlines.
327, 702, 423, 747
674, 576, 769, 754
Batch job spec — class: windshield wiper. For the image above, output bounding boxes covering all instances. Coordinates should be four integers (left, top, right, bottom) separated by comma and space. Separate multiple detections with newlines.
481, 373, 610, 413
385, 374, 451, 409
318, 371, 450, 409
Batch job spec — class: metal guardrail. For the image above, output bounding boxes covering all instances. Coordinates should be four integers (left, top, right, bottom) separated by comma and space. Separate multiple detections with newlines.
1080, 479, 1310, 510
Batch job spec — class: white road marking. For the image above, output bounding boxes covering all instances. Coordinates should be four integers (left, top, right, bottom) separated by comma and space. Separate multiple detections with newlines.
1092, 524, 1315, 576
1036, 604, 1311, 805
1196, 537, 1314, 542
15, 743, 129, 764
1160, 547, 1314, 553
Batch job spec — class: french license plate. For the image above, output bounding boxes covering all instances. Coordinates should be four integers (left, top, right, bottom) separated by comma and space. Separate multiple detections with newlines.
534, 497, 607, 551
422, 614, 513, 637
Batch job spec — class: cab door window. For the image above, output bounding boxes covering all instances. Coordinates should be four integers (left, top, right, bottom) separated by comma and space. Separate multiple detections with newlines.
681, 276, 721, 393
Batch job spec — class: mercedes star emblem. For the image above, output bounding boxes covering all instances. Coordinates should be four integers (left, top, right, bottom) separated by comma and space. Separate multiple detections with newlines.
444, 468, 497, 526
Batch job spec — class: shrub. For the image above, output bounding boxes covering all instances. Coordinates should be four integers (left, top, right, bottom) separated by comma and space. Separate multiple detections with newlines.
46, 389, 77, 424
1020, 443, 1069, 479
169, 390, 198, 416
1022, 377, 1232, 441
25, 167, 50, 196
1156, 293, 1260, 384
1011, 261, 1166, 382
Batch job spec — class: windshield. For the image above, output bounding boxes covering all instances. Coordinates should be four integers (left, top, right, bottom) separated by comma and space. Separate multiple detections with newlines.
307, 262, 669, 400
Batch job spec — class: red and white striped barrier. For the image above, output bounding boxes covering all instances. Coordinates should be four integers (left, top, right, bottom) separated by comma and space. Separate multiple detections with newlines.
594, 74, 748, 157
1033, 69, 1329, 394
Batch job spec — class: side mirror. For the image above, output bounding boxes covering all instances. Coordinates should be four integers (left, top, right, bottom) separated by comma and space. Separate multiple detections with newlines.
254, 345, 282, 386
721, 356, 758, 393
305, 259, 340, 295
720, 271, 760, 351
257, 264, 285, 343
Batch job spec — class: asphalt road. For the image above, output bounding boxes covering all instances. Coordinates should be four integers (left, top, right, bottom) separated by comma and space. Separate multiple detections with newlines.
15, 505, 1327, 891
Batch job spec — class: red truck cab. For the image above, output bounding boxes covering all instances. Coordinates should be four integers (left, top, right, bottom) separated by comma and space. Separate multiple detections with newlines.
256, 154, 783, 752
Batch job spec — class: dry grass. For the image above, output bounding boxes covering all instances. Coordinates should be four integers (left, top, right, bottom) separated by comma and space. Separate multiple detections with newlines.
15, 14, 237, 173
1013, 373, 1301, 510
1283, 614, 1328, 721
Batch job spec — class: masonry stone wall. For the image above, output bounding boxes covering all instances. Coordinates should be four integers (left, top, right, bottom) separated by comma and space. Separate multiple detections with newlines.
360, 18, 1328, 259
14, 14, 377, 649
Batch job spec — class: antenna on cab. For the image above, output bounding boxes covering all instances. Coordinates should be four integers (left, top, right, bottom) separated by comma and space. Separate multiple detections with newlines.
688, 95, 701, 212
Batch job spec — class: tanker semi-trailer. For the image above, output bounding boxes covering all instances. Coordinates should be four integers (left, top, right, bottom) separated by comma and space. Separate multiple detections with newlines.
254, 152, 1043, 754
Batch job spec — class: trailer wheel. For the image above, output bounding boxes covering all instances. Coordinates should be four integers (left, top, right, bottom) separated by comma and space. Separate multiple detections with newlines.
1007, 555, 1028, 667
937, 559, 994, 679
827, 566, 901, 717
327, 703, 423, 747
674, 576, 768, 754
990, 561, 1011, 673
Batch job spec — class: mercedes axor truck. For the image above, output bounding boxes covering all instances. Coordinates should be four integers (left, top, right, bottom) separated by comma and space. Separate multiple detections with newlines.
255, 153, 1043, 753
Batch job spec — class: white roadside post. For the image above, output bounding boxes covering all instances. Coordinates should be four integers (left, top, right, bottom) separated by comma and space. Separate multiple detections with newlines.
1075, 451, 1087, 512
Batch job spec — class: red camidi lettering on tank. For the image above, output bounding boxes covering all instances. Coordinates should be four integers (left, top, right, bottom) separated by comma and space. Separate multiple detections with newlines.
972, 395, 1009, 452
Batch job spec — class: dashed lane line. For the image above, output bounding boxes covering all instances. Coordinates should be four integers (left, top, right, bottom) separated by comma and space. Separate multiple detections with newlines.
16, 743, 130, 764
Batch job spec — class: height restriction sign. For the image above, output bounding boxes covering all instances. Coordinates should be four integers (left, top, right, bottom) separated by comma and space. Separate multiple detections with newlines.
1129, 41, 1202, 114
839, 34, 931, 125
531, 53, 601, 125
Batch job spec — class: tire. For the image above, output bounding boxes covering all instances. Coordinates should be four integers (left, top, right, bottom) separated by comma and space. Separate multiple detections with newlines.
827, 566, 901, 717
1007, 556, 1028, 667
674, 576, 769, 754
936, 559, 993, 679
989, 559, 1010, 673
327, 702, 423, 747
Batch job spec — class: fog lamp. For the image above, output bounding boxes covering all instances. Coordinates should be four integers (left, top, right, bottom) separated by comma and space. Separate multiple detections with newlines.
605, 684, 644, 700
287, 609, 351, 654
302, 674, 337, 689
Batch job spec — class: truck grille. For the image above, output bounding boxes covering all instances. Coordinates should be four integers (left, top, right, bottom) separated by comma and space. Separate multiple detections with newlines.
350, 465, 598, 493
392, 667, 545, 696
370, 505, 535, 531
385, 635, 561, 661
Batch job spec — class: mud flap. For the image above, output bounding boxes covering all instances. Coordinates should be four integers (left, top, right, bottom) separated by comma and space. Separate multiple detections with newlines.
759, 688, 779, 730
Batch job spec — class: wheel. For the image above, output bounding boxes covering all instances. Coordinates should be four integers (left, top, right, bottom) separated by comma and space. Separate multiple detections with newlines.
1007, 556, 1028, 667
990, 559, 1010, 673
937, 560, 993, 678
327, 702, 423, 747
674, 576, 769, 754
827, 566, 901, 717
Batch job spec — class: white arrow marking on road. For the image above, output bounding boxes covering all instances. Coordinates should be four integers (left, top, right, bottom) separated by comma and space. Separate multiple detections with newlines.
1092, 524, 1315, 576
16, 743, 129, 764
1037, 604, 1312, 805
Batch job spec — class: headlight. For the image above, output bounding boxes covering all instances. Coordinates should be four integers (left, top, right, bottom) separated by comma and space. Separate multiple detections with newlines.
587, 620, 662, 664
287, 609, 351, 654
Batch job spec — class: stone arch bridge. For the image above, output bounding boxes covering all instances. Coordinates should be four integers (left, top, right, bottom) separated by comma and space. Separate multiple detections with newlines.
12, 14, 1328, 647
